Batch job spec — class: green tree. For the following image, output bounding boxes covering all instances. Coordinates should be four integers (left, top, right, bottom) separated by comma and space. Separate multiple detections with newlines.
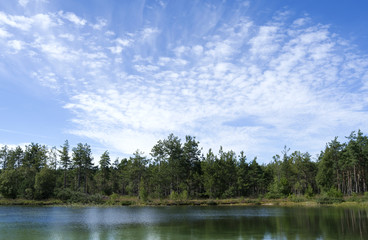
139, 177, 148, 201
202, 148, 217, 198
7, 146, 24, 169
316, 138, 343, 193
48, 146, 58, 170
0, 145, 8, 170
183, 135, 202, 197
237, 151, 249, 196
151, 134, 184, 196
97, 150, 111, 195
217, 147, 237, 198
17, 143, 48, 198
23, 143, 48, 171
126, 150, 148, 196
345, 130, 368, 194
248, 158, 263, 196
72, 143, 94, 193
0, 169, 18, 198
34, 166, 56, 199
59, 140, 71, 189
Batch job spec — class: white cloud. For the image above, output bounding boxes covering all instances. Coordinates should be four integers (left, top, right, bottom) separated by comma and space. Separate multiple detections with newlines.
134, 64, 159, 73
58, 11, 86, 26
192, 45, 203, 55
109, 45, 123, 54
18, 0, 29, 7
59, 33, 75, 41
108, 38, 132, 54
116, 38, 131, 46
0, 28, 11, 38
91, 18, 107, 30
32, 70, 60, 91
174, 46, 190, 56
0, 12, 33, 31
33, 13, 56, 29
8, 40, 24, 52
140, 27, 159, 40
105, 30, 115, 36
37, 41, 72, 60
249, 25, 281, 58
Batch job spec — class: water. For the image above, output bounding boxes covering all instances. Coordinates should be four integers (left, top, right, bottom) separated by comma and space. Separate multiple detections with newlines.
0, 206, 367, 239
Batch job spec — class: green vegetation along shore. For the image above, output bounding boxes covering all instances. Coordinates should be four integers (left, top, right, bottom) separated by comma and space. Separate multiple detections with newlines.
1, 130, 368, 206
1, 194, 368, 208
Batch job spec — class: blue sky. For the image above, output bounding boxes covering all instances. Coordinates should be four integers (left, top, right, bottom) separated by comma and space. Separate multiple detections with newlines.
1, 0, 368, 163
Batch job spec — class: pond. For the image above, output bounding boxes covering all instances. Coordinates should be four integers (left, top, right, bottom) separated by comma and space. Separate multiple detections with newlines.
0, 205, 367, 239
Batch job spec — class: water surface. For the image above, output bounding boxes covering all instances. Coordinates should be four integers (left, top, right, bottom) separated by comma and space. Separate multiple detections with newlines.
0, 205, 367, 239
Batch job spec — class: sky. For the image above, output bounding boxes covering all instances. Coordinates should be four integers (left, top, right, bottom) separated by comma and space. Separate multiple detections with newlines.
1, 0, 368, 163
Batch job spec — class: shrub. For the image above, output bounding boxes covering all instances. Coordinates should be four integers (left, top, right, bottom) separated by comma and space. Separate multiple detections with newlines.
55, 188, 73, 201
24, 188, 34, 200
317, 188, 343, 204
265, 191, 283, 199
364, 192, 368, 201
180, 190, 188, 200
304, 185, 314, 198
106, 193, 120, 205
169, 191, 179, 200
55, 188, 103, 204
327, 188, 343, 198
288, 194, 307, 202
139, 178, 148, 202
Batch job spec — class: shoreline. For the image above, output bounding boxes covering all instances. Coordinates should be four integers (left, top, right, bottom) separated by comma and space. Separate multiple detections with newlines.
1, 197, 368, 208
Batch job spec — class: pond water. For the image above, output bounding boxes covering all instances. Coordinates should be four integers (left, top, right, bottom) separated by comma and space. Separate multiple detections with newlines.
0, 205, 367, 239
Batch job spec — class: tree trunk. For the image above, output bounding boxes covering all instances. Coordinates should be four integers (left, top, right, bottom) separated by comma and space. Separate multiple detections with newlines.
64, 169, 67, 188
84, 170, 88, 194
77, 168, 81, 190
354, 165, 357, 193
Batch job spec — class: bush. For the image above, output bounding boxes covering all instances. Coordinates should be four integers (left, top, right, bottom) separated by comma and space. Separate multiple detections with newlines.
24, 188, 34, 200
169, 191, 179, 200
364, 192, 368, 201
317, 188, 343, 204
55, 188, 103, 204
222, 186, 236, 199
327, 188, 343, 198
139, 178, 148, 202
265, 192, 283, 199
304, 185, 314, 198
349, 192, 360, 202
288, 194, 307, 202
55, 188, 73, 201
180, 190, 188, 200
106, 193, 120, 205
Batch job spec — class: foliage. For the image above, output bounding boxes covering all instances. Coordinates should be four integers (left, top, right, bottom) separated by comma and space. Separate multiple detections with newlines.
34, 167, 56, 199
317, 188, 344, 204
1, 131, 368, 204
139, 177, 148, 202
0, 169, 18, 198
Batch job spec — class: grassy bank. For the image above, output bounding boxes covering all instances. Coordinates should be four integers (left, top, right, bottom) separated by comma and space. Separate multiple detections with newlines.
1, 194, 368, 208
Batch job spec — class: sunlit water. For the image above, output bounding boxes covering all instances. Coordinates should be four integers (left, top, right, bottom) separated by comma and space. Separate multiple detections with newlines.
0, 205, 367, 239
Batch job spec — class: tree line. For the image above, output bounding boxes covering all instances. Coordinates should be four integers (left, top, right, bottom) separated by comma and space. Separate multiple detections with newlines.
0, 130, 368, 201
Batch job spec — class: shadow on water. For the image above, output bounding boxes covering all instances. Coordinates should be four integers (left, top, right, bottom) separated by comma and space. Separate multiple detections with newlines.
0, 206, 367, 239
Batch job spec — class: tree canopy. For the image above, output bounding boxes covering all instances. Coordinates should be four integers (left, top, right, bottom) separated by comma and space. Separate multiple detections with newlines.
1, 130, 368, 201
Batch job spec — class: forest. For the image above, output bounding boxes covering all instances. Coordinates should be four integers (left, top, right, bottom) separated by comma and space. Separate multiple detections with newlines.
0, 130, 368, 203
